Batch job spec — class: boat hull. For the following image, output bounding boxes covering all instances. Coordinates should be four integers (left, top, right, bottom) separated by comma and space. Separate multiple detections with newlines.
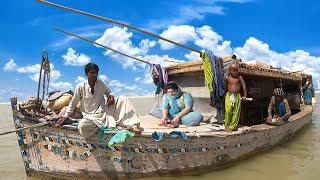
11, 98, 313, 179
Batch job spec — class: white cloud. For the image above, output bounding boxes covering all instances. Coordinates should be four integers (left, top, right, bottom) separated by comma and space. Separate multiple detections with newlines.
50, 24, 108, 49
75, 76, 86, 84
180, 5, 224, 20
3, 58, 17, 72
156, 24, 320, 88
159, 25, 197, 50
107, 79, 152, 96
0, 88, 25, 102
145, 3, 225, 31
139, 39, 157, 54
125, 85, 138, 91
16, 63, 61, 83
145, 0, 253, 31
109, 80, 126, 88
62, 48, 91, 66
233, 37, 320, 88
142, 54, 184, 67
99, 74, 108, 83
5, 61, 73, 91
80, 22, 320, 90
185, 51, 202, 61
95, 26, 156, 69
51, 69, 62, 80
17, 64, 40, 73
215, 0, 252, 3
158, 25, 232, 56
194, 25, 232, 56
50, 81, 73, 91
194, 25, 223, 49
142, 70, 153, 85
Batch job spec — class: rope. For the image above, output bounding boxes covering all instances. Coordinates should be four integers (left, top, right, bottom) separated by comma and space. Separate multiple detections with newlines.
36, 50, 51, 113
38, 0, 201, 54
55, 27, 152, 66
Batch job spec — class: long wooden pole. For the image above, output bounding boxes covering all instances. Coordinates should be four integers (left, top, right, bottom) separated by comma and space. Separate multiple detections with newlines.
37, 0, 201, 54
0, 122, 49, 136
54, 27, 151, 65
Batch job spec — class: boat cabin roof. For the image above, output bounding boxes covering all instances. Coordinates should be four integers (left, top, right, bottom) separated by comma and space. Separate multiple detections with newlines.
166, 58, 303, 81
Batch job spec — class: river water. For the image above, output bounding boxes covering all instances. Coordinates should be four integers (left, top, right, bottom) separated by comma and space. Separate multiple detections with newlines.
0, 94, 319, 180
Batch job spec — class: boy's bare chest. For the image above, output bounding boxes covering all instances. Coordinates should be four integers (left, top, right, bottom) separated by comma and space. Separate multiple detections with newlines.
228, 77, 240, 84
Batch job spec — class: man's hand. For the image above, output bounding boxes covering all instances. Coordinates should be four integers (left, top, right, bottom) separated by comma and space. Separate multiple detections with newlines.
106, 95, 115, 105
57, 116, 66, 126
241, 96, 247, 101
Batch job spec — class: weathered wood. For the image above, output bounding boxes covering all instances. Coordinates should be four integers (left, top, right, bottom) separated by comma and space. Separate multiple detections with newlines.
10, 97, 32, 176
11, 102, 313, 179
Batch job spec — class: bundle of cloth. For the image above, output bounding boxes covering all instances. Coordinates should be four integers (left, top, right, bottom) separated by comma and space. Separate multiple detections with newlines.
18, 97, 39, 116
45, 90, 82, 119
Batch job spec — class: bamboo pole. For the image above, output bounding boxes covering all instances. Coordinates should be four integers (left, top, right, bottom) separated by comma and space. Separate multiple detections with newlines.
54, 27, 151, 65
37, 0, 201, 54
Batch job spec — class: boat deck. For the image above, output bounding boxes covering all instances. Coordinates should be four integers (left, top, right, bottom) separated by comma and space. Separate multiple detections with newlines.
19, 105, 313, 138
138, 104, 312, 137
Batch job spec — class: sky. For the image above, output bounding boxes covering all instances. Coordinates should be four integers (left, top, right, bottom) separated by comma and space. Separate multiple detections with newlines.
0, 0, 319, 102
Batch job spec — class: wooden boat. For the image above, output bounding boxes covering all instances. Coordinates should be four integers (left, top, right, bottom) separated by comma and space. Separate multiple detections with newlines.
10, 58, 314, 179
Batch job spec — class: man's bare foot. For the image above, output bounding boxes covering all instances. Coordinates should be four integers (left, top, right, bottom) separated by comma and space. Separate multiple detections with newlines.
130, 126, 142, 135
225, 126, 232, 132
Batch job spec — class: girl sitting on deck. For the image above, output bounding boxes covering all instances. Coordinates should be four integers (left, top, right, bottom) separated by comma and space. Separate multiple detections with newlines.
266, 88, 291, 124
150, 82, 203, 128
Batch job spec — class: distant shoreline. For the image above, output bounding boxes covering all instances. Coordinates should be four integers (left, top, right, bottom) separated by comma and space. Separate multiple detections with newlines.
0, 102, 10, 105
0, 92, 318, 105
0, 96, 155, 105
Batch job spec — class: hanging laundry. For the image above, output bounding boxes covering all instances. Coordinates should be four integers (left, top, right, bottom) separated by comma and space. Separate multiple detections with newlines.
208, 53, 225, 114
201, 51, 225, 114
200, 51, 215, 92
151, 64, 168, 94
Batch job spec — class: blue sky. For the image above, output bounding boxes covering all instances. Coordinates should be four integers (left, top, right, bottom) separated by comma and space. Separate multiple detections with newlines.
0, 0, 319, 102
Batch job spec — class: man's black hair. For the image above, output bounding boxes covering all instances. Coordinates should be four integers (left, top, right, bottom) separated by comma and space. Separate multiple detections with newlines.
166, 81, 179, 90
85, 63, 99, 75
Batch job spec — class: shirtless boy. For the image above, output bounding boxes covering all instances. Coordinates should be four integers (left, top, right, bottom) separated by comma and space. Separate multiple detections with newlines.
224, 63, 247, 132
